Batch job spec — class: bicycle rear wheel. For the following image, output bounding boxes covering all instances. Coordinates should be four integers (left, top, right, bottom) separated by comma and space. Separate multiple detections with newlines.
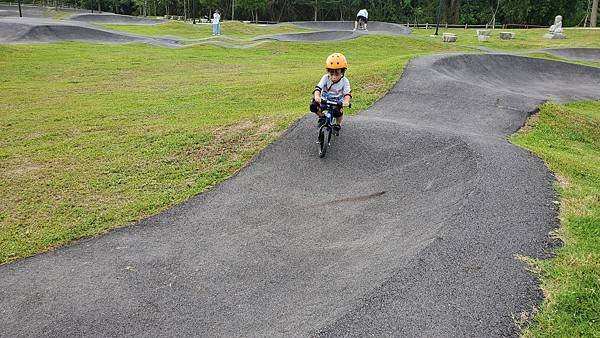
317, 126, 330, 158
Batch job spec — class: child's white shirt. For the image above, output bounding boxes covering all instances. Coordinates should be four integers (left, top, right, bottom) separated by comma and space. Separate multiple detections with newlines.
316, 74, 351, 101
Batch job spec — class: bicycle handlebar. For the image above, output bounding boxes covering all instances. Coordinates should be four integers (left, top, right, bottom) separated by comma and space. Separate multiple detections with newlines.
320, 99, 351, 109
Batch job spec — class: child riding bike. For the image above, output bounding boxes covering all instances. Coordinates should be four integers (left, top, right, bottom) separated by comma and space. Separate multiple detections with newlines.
309, 53, 352, 133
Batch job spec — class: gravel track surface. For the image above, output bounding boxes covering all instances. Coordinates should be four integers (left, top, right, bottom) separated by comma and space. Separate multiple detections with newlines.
1, 53, 599, 337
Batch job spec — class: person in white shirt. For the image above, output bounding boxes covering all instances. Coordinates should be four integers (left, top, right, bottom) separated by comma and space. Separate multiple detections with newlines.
212, 10, 221, 35
354, 9, 368, 31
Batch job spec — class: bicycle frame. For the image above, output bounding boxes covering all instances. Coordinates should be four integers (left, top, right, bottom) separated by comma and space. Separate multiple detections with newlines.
316, 98, 341, 158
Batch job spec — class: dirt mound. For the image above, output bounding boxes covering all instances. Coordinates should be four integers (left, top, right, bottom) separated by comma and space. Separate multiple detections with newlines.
291, 20, 411, 35
67, 13, 164, 24
543, 47, 600, 61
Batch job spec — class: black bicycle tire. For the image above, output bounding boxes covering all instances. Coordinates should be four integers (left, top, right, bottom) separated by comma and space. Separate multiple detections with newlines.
318, 126, 328, 158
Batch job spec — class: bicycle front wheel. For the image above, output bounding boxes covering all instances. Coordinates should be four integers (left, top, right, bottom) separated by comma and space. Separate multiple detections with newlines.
317, 126, 330, 158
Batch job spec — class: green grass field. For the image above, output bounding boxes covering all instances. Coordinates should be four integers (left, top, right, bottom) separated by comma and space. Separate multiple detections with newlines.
512, 101, 600, 338
0, 35, 463, 264
45, 9, 75, 20
99, 21, 312, 39
412, 27, 600, 51
1, 22, 599, 337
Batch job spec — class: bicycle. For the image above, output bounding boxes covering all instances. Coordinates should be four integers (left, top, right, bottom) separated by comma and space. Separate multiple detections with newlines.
316, 97, 349, 158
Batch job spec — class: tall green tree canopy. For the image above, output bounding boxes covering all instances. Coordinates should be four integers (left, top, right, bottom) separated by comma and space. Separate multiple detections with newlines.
31, 0, 598, 26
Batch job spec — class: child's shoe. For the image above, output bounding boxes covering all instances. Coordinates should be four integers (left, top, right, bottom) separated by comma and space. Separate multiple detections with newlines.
332, 123, 341, 136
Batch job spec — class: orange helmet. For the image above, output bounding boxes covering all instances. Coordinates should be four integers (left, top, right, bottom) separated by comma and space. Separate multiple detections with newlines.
325, 53, 348, 69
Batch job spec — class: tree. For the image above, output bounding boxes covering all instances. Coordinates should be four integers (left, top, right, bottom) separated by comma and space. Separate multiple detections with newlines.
592, 0, 598, 26
489, 0, 500, 27
500, 0, 530, 24
444, 0, 460, 23
237, 0, 268, 21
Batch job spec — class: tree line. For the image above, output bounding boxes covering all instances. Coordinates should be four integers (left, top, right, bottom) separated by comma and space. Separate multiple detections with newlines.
23, 0, 600, 27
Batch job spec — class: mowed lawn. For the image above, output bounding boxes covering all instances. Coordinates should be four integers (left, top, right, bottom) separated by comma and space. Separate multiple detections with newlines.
99, 21, 313, 39
412, 27, 600, 51
512, 101, 600, 338
0, 35, 463, 264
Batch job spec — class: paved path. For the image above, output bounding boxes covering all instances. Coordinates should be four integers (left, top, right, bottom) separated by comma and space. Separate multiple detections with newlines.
2, 53, 600, 336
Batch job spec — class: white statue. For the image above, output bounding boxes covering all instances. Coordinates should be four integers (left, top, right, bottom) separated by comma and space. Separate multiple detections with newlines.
544, 15, 566, 39
549, 15, 563, 33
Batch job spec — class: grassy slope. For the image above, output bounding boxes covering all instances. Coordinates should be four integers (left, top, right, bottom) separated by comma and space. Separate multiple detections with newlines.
99, 21, 312, 39
512, 101, 600, 337
0, 36, 463, 264
411, 27, 600, 51
45, 9, 74, 20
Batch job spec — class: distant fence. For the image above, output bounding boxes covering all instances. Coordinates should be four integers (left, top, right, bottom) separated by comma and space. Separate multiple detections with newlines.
407, 23, 548, 29
247, 22, 544, 28
2, 1, 80, 9
503, 23, 548, 29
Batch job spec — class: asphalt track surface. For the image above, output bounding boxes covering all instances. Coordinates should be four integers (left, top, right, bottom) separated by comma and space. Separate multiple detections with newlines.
67, 12, 165, 24
0, 7, 173, 45
292, 20, 410, 34
0, 16, 179, 46
543, 47, 600, 61
2, 53, 600, 336
0, 9, 410, 46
